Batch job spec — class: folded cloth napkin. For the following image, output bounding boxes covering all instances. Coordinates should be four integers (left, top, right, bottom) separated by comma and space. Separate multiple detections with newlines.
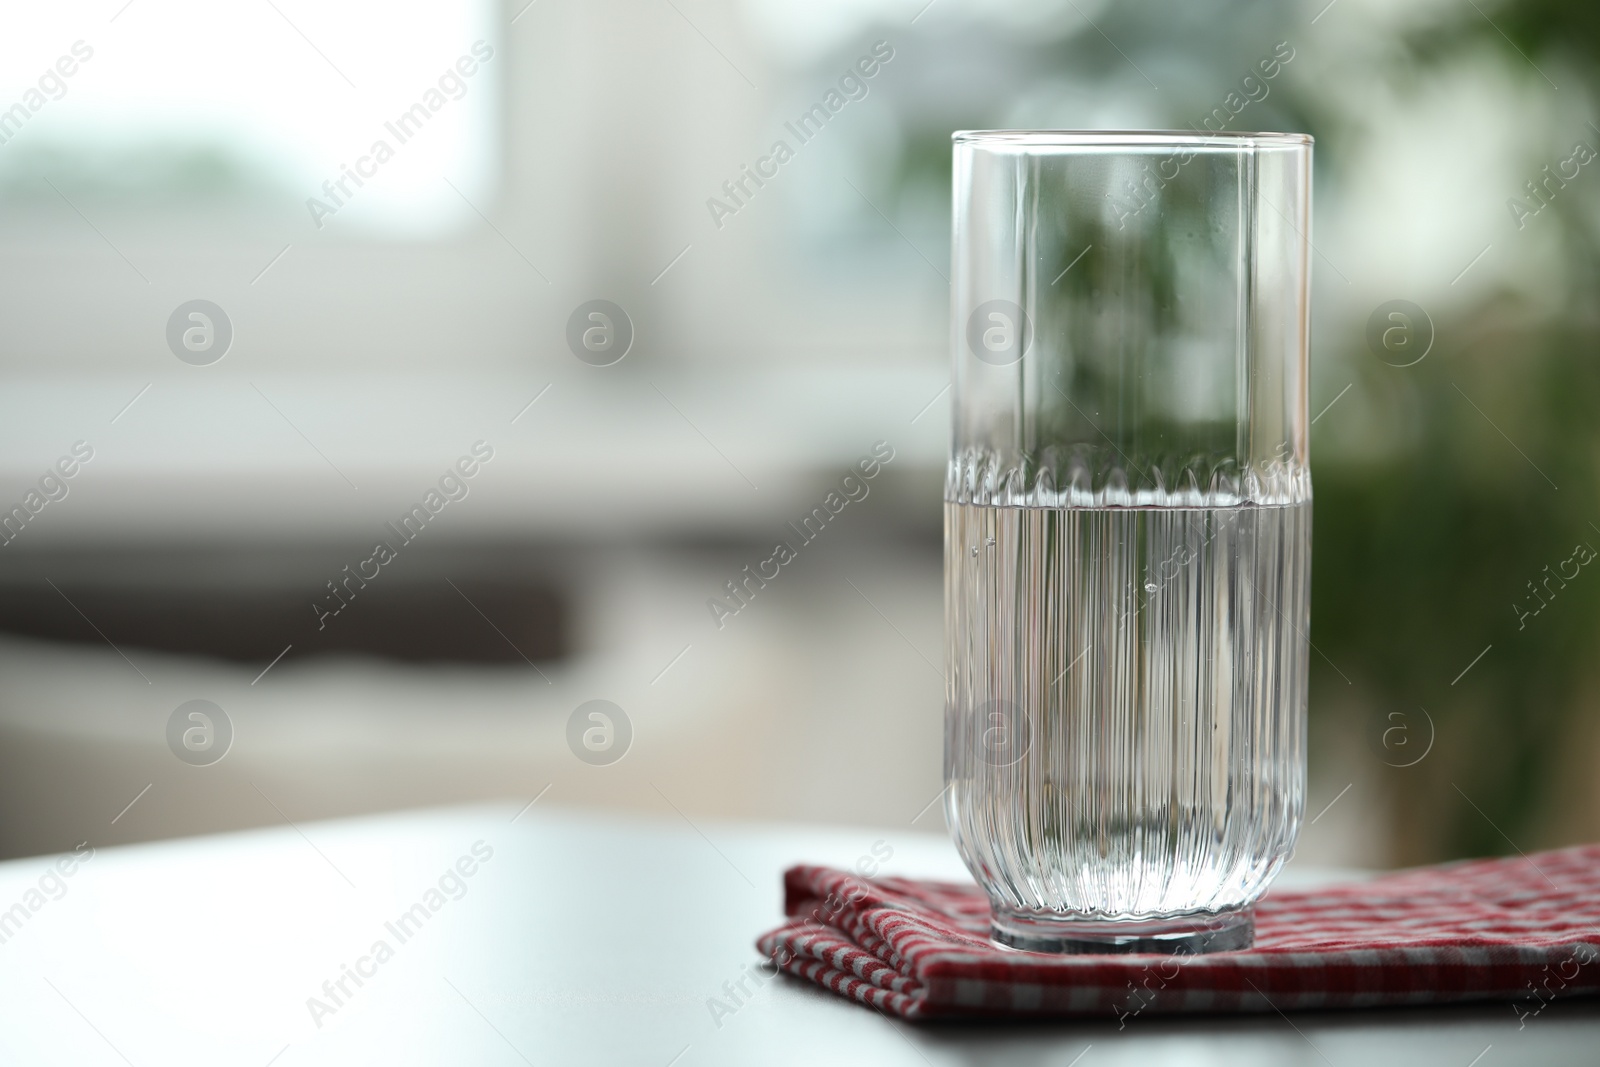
755, 845, 1600, 1021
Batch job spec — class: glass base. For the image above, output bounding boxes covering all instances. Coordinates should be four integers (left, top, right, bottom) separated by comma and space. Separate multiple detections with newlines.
990, 903, 1254, 954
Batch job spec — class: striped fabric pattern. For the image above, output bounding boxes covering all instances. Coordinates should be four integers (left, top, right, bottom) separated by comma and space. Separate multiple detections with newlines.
754, 845, 1600, 1020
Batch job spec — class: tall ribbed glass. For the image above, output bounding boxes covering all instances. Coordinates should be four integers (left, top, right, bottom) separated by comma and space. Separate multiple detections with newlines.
944, 130, 1312, 953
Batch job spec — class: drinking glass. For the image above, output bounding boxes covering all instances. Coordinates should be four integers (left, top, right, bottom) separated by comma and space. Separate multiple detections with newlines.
944, 130, 1312, 954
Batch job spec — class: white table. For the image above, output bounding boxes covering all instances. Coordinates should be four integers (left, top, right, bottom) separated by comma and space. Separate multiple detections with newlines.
0, 805, 1592, 1065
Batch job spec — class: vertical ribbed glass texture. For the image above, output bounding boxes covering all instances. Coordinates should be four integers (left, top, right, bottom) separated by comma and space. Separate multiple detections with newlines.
944, 131, 1312, 949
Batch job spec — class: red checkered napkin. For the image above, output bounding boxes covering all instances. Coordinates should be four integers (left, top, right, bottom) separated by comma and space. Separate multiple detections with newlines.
755, 845, 1600, 1020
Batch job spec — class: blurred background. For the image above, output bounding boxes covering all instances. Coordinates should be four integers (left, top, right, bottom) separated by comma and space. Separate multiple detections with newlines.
0, 0, 1594, 872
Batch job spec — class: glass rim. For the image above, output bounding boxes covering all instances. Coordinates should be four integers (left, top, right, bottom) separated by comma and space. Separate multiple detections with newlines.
952, 129, 1313, 149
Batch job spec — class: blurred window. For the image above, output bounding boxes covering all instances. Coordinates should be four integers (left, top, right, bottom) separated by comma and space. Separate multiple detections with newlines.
0, 0, 499, 236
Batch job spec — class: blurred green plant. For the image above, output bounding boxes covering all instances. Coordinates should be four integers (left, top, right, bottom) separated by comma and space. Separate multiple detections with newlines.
1309, 0, 1600, 864
870, 0, 1600, 863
